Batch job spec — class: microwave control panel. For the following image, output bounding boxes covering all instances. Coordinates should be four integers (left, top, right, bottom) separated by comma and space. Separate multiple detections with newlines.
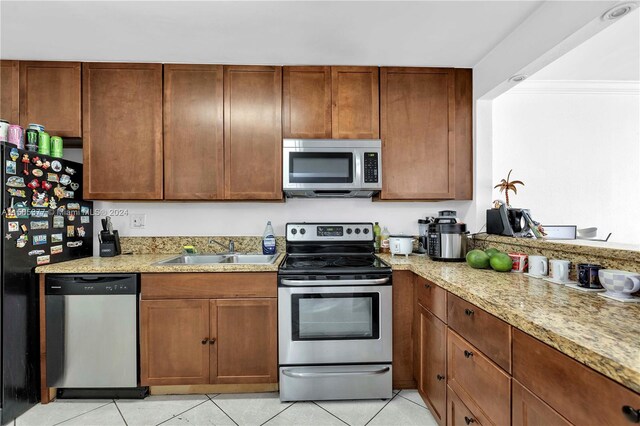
363, 152, 379, 183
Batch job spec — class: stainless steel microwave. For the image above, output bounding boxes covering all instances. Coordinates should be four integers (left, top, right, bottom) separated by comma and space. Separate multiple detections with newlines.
282, 139, 382, 198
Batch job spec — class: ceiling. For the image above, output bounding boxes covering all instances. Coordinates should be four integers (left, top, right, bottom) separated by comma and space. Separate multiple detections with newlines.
0, 1, 543, 67
529, 7, 640, 81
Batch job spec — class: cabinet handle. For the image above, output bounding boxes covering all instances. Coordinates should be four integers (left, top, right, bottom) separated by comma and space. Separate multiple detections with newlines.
209, 338, 217, 345
424, 284, 431, 289
464, 350, 474, 358
464, 416, 476, 425
464, 308, 474, 316
436, 374, 445, 381
622, 406, 640, 423
201, 338, 209, 345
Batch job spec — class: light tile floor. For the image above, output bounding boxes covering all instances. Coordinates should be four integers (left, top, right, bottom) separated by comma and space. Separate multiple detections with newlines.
13, 390, 438, 426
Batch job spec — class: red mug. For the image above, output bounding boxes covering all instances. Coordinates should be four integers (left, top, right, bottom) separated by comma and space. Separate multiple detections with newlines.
509, 253, 528, 273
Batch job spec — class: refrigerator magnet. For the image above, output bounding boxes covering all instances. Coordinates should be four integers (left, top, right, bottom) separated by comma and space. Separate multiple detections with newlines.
20, 224, 28, 233
27, 179, 40, 189
80, 206, 90, 215
5, 160, 16, 174
67, 240, 82, 248
36, 255, 50, 265
59, 175, 71, 185
32, 169, 43, 177
66, 225, 75, 237
21, 154, 30, 175
47, 173, 59, 183
9, 148, 19, 161
49, 198, 57, 209
15, 201, 29, 219
28, 249, 45, 256
64, 166, 76, 175
5, 234, 11, 240
51, 233, 63, 243
8, 222, 19, 232
32, 234, 47, 245
81, 216, 90, 224
51, 161, 62, 172
67, 213, 76, 222
51, 245, 63, 255
16, 234, 28, 248
31, 191, 49, 208
30, 220, 49, 230
7, 188, 26, 198
70, 182, 79, 191
67, 202, 80, 210
76, 226, 86, 237
6, 176, 26, 187
41, 181, 52, 191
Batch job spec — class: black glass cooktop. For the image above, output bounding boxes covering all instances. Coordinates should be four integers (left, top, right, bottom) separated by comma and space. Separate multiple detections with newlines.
280, 254, 390, 272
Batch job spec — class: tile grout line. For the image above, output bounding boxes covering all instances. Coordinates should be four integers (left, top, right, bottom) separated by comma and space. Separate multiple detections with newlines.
364, 392, 399, 426
208, 397, 239, 426
311, 401, 351, 425
259, 401, 297, 426
155, 398, 212, 426
396, 392, 431, 411
113, 399, 129, 426
51, 401, 114, 426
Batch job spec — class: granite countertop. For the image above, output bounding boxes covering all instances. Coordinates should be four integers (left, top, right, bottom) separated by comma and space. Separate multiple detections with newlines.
36, 252, 640, 393
379, 253, 640, 394
35, 253, 285, 273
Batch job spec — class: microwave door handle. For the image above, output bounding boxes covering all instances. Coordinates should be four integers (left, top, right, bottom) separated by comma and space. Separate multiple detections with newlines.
280, 278, 390, 286
282, 367, 390, 378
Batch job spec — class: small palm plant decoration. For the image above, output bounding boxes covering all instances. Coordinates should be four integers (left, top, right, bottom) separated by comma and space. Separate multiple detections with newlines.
494, 169, 524, 207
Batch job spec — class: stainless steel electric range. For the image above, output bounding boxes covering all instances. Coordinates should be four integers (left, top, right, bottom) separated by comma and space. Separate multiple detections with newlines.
278, 222, 393, 402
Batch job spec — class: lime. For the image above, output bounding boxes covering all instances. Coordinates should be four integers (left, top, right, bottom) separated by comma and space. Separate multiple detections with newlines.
485, 248, 500, 258
466, 249, 491, 269
490, 253, 513, 272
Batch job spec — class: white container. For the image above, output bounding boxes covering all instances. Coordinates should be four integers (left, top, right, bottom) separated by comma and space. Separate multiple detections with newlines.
389, 235, 414, 257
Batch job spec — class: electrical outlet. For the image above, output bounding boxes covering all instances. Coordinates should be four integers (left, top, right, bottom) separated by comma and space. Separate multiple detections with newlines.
131, 214, 146, 229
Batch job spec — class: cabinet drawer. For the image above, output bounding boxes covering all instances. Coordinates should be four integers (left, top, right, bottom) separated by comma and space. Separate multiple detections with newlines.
416, 276, 447, 322
512, 379, 570, 426
513, 329, 640, 426
447, 294, 511, 372
447, 329, 510, 426
141, 273, 277, 299
447, 386, 482, 426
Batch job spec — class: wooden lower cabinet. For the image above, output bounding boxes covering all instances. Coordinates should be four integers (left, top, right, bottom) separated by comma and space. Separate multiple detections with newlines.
392, 271, 416, 388
448, 386, 481, 426
140, 299, 210, 386
210, 299, 277, 384
512, 379, 570, 426
140, 297, 277, 386
417, 303, 447, 425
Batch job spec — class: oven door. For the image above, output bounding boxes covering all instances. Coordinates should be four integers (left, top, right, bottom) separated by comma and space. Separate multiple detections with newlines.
278, 284, 392, 365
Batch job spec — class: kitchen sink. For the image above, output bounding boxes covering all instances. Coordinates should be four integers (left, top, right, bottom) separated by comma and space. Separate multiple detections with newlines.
155, 253, 279, 265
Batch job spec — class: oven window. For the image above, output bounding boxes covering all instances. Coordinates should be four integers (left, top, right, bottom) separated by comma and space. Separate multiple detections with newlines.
289, 153, 353, 183
291, 293, 379, 340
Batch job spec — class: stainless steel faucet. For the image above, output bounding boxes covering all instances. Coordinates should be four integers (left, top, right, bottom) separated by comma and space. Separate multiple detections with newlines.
209, 238, 235, 254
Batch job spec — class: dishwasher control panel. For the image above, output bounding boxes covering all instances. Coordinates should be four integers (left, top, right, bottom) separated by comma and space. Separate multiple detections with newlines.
45, 274, 138, 295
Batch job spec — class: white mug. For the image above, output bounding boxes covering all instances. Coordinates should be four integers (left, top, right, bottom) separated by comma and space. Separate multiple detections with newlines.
528, 255, 548, 277
550, 259, 571, 282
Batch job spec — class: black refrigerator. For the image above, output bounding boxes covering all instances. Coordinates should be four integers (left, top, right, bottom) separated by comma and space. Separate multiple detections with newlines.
1, 143, 93, 424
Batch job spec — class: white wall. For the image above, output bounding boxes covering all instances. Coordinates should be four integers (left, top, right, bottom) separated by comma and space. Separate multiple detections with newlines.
492, 89, 640, 244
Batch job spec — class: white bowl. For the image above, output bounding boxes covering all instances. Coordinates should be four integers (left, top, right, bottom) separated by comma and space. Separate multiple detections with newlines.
598, 269, 640, 295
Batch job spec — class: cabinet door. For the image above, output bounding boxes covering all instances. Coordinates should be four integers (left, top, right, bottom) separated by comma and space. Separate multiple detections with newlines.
392, 271, 415, 388
380, 67, 455, 200
0, 60, 19, 123
418, 304, 447, 425
331, 66, 379, 139
512, 380, 571, 426
283, 66, 331, 139
19, 61, 81, 138
140, 299, 210, 386
453, 69, 473, 200
83, 63, 163, 200
164, 64, 224, 200
447, 386, 482, 426
210, 298, 277, 384
224, 65, 282, 200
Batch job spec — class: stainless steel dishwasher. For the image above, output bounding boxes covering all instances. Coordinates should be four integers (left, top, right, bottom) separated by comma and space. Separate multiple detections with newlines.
45, 274, 141, 395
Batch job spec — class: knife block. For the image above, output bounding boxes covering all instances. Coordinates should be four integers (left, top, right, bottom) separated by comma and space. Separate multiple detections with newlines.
99, 230, 121, 257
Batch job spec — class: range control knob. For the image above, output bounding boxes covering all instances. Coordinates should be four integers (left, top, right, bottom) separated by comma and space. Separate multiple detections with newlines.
300, 228, 306, 235
355, 228, 361, 234
346, 228, 353, 234
363, 228, 370, 234
291, 229, 297, 235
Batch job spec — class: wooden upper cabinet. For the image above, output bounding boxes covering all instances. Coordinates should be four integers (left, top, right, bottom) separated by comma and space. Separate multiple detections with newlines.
224, 65, 282, 200
380, 67, 455, 200
164, 65, 224, 200
453, 69, 473, 200
83, 63, 163, 200
283, 66, 331, 139
19, 61, 81, 138
0, 60, 19, 124
331, 66, 379, 139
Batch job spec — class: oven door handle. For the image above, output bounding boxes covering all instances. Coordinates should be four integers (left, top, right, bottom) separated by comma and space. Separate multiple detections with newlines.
280, 277, 390, 286
282, 367, 390, 378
